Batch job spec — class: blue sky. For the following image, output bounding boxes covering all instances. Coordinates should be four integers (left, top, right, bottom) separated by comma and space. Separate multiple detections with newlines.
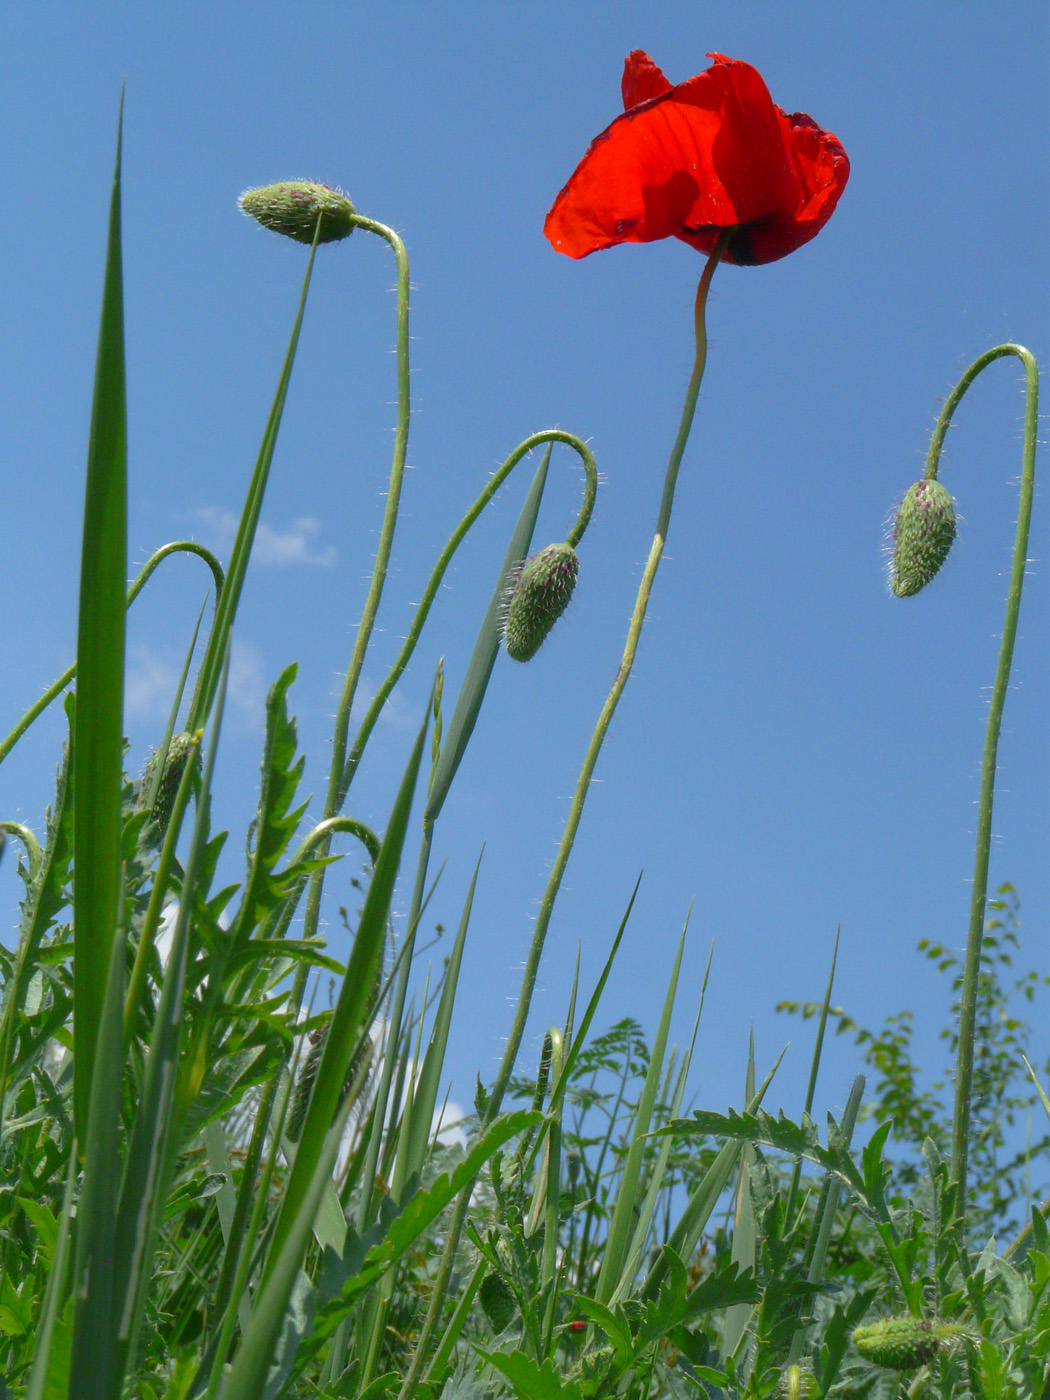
1, 4, 1048, 1137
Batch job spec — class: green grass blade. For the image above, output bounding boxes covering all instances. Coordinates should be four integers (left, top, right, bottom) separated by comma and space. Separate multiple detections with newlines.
111, 711, 214, 1378
424, 443, 551, 825
188, 230, 322, 730
263, 699, 429, 1282
424, 1256, 487, 1385
545, 876, 640, 1125
72, 92, 127, 1144
784, 928, 840, 1227
610, 942, 713, 1305
201, 1121, 254, 1336
595, 923, 686, 1305
642, 1050, 785, 1301
68, 919, 127, 1396
399, 850, 480, 1180
808, 1073, 863, 1284
723, 1033, 757, 1360
215, 1073, 361, 1400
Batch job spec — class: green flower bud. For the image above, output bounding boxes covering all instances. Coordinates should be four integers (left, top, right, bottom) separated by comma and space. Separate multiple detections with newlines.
138, 733, 200, 850
239, 181, 355, 244
503, 543, 579, 662
889, 478, 956, 597
778, 1364, 819, 1399
478, 1271, 517, 1334
852, 1315, 940, 1370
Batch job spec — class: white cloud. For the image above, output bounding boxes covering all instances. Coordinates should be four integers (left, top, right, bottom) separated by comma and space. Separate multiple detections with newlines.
126, 647, 178, 721
227, 638, 267, 722
125, 639, 266, 730
191, 506, 337, 567
432, 1097, 467, 1149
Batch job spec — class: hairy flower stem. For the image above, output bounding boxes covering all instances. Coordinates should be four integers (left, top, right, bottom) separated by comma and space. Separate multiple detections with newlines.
946, 344, 1039, 1221
338, 430, 597, 808
296, 218, 410, 983
399, 243, 724, 1400
485, 243, 723, 1127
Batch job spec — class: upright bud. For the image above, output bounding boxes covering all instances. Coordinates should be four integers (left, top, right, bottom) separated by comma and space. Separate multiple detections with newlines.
852, 1316, 940, 1370
239, 181, 356, 244
889, 479, 956, 597
138, 733, 201, 850
778, 1365, 819, 1399
503, 543, 579, 662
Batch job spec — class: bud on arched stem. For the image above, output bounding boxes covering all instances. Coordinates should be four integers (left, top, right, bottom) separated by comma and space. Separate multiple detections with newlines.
916, 344, 1040, 1221
296, 426, 597, 1019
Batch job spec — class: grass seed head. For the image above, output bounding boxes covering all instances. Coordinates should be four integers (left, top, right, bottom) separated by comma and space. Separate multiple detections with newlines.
503, 542, 580, 662
239, 180, 356, 244
890, 478, 956, 597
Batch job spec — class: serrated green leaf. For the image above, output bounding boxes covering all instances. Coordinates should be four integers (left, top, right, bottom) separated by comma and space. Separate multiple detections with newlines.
573, 1297, 632, 1364
484, 1351, 583, 1400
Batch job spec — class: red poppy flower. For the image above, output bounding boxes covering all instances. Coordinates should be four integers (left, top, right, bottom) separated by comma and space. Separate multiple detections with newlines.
544, 52, 849, 266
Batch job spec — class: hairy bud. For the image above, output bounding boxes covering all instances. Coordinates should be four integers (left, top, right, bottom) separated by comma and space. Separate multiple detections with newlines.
138, 733, 200, 850
239, 181, 355, 244
478, 1272, 517, 1334
503, 543, 579, 662
889, 479, 956, 597
852, 1316, 940, 1370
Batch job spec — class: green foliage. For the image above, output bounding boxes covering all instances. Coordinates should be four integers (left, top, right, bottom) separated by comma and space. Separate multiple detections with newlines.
1, 93, 1045, 1400
778, 884, 1050, 1242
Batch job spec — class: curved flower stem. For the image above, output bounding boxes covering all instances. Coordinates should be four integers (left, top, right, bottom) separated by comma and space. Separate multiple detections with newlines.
296, 423, 594, 1020
943, 344, 1039, 1220
399, 242, 724, 1400
338, 429, 596, 810
297, 218, 409, 966
0, 540, 224, 768
0, 822, 43, 882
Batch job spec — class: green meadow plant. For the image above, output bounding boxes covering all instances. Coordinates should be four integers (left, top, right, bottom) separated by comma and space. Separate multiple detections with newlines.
0, 48, 1045, 1400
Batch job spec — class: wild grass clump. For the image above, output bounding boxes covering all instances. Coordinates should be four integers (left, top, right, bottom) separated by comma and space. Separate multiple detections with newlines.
0, 82, 1045, 1400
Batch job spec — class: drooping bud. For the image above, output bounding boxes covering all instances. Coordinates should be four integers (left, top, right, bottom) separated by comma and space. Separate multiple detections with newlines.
889, 479, 956, 597
478, 1271, 517, 1334
852, 1316, 940, 1370
138, 733, 201, 850
503, 543, 579, 662
239, 181, 356, 244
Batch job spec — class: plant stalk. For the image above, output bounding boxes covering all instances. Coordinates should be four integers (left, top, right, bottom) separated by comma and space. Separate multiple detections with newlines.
398, 243, 724, 1398
942, 344, 1039, 1220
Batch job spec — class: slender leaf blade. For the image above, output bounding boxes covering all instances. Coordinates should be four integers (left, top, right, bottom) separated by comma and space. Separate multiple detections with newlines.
73, 94, 127, 1143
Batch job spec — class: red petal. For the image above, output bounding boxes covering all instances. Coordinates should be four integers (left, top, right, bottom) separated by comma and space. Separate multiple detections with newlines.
621, 50, 672, 110
546, 57, 793, 258
545, 54, 849, 266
